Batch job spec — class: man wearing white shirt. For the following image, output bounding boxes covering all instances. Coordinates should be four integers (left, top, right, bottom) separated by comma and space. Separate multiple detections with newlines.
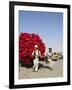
46, 48, 54, 71
32, 45, 41, 72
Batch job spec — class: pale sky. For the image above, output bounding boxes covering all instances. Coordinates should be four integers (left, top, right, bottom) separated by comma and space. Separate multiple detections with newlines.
19, 11, 63, 52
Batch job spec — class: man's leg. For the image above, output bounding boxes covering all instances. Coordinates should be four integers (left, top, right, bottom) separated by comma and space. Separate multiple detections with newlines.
48, 58, 54, 71
33, 59, 35, 71
34, 58, 39, 72
35, 64, 38, 71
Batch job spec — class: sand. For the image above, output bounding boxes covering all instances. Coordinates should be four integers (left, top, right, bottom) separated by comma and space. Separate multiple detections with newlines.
19, 59, 63, 79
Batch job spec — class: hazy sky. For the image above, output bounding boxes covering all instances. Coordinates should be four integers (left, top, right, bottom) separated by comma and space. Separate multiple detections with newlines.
19, 11, 63, 52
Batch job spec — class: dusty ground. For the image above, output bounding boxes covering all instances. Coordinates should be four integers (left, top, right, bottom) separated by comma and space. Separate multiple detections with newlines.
19, 59, 63, 79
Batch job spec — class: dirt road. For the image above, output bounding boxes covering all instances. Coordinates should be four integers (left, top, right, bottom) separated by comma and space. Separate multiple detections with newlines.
19, 59, 63, 79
